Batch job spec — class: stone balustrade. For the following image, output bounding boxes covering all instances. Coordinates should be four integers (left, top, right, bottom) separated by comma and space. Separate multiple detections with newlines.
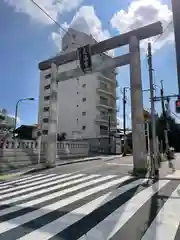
0, 139, 89, 172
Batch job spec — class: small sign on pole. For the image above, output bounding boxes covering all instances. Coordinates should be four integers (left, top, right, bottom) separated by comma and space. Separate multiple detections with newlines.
78, 44, 92, 73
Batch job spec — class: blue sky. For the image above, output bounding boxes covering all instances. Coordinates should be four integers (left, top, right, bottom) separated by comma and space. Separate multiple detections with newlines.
0, 0, 178, 128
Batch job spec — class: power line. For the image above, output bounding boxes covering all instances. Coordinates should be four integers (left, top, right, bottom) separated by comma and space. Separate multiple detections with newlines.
29, 0, 77, 41
153, 19, 173, 45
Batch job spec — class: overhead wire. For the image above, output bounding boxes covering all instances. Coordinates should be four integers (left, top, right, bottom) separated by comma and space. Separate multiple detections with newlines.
152, 19, 173, 45
29, 0, 81, 46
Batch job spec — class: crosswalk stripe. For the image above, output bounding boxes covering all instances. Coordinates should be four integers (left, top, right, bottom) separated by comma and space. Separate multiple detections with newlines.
0, 174, 100, 216
76, 180, 170, 240
0, 174, 85, 200
102, 180, 169, 239
0, 174, 44, 189
0, 175, 129, 234
141, 184, 180, 240
18, 178, 145, 240
0, 174, 99, 207
0, 173, 58, 190
0, 173, 72, 194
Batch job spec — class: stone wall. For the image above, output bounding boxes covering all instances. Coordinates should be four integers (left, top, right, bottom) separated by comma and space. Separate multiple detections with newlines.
0, 139, 89, 172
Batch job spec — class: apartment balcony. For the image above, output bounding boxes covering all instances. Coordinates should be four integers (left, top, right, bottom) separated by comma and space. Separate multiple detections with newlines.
100, 130, 108, 136
97, 85, 115, 98
97, 100, 117, 111
95, 115, 109, 123
98, 75, 116, 85
95, 115, 117, 125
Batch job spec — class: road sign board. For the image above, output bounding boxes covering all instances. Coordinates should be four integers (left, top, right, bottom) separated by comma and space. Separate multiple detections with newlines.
78, 44, 92, 73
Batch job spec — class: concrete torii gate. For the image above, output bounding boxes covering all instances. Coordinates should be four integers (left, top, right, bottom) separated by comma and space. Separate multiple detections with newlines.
39, 21, 163, 175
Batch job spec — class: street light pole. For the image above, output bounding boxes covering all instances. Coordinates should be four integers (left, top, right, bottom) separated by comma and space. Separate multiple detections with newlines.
14, 98, 35, 137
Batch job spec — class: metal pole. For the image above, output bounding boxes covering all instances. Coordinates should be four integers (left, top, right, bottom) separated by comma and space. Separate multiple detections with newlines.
14, 98, 35, 138
108, 114, 111, 154
160, 80, 169, 155
14, 100, 20, 138
148, 42, 158, 176
171, 0, 180, 95
146, 121, 150, 156
123, 87, 127, 156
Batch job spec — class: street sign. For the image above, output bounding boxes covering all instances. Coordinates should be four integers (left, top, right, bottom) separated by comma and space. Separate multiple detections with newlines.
78, 44, 92, 73
175, 99, 180, 113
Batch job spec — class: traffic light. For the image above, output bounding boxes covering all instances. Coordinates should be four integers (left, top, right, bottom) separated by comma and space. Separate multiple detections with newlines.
175, 99, 180, 113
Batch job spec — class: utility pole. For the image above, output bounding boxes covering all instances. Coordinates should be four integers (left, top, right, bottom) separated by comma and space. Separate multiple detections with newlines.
160, 80, 169, 156
108, 113, 111, 155
147, 42, 158, 176
172, 0, 180, 95
123, 87, 127, 156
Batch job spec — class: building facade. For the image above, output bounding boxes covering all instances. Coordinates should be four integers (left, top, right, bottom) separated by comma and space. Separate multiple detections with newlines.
38, 29, 117, 139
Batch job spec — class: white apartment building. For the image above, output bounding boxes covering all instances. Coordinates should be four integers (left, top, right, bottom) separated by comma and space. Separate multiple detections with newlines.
38, 29, 117, 139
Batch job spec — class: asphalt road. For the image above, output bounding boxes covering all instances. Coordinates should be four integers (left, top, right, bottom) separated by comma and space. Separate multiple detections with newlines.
0, 155, 180, 240
47, 155, 134, 176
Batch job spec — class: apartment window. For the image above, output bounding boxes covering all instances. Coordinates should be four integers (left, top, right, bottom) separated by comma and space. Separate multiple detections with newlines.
100, 125, 108, 135
45, 73, 51, 79
82, 84, 86, 88
43, 118, 49, 123
82, 97, 86, 102
82, 125, 86, 130
100, 81, 108, 90
42, 130, 48, 135
100, 125, 108, 131
44, 84, 50, 90
43, 107, 49, 112
82, 112, 86, 116
44, 96, 50, 101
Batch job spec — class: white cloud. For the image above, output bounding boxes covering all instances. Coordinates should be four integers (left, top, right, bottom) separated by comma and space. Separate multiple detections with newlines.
51, 22, 69, 50
4, 0, 83, 25
52, 6, 114, 56
70, 6, 111, 43
111, 0, 174, 52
